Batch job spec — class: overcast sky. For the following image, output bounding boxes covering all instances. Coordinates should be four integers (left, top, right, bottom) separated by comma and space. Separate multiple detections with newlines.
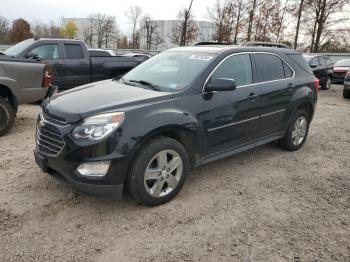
1, 0, 349, 34
1, 0, 215, 33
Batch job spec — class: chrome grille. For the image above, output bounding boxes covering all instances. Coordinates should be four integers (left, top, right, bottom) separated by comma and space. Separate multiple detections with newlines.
36, 119, 65, 157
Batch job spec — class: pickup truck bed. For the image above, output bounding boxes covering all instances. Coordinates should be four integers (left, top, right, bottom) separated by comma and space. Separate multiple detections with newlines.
3, 38, 141, 90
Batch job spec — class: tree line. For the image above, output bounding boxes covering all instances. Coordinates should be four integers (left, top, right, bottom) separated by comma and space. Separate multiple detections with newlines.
0, 0, 349, 52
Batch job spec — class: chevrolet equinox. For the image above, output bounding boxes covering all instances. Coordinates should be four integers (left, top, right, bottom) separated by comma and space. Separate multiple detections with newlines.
34, 45, 318, 206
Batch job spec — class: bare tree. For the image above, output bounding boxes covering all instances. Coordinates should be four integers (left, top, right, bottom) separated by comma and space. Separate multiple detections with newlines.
103, 16, 118, 48
306, 0, 348, 52
82, 16, 95, 46
141, 16, 163, 50
246, 0, 258, 41
292, 0, 305, 49
171, 0, 198, 46
125, 6, 142, 48
0, 16, 10, 44
207, 0, 227, 43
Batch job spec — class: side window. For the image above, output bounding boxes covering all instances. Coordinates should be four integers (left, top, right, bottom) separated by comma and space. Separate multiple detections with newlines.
211, 54, 253, 86
64, 44, 84, 59
283, 62, 294, 78
255, 53, 285, 82
318, 57, 326, 66
29, 44, 60, 59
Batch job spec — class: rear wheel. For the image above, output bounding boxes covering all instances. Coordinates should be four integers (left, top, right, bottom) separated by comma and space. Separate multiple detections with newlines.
127, 137, 189, 206
278, 109, 309, 151
343, 87, 350, 99
0, 97, 15, 137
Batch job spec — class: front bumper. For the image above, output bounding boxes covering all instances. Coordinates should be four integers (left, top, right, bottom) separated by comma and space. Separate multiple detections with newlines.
34, 150, 125, 198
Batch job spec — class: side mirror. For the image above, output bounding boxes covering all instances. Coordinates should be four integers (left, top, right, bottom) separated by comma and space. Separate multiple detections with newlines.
25, 52, 40, 60
310, 63, 317, 68
206, 78, 237, 92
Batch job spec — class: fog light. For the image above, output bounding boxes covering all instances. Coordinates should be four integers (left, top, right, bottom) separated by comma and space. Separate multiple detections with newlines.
77, 161, 111, 177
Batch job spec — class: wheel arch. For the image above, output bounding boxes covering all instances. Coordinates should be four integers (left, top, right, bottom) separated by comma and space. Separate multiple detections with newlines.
0, 84, 18, 112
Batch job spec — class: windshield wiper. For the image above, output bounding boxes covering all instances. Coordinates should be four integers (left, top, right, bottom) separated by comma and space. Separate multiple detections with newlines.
129, 79, 160, 91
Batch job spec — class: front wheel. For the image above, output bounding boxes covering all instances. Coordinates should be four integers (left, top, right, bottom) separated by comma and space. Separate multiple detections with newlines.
278, 109, 310, 151
127, 137, 189, 206
0, 97, 15, 137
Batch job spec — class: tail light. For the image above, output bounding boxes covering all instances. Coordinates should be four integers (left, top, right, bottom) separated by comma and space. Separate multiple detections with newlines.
42, 70, 52, 88
313, 78, 319, 92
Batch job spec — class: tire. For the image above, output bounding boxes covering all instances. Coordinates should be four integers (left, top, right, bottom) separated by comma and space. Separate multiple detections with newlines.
323, 76, 331, 90
127, 137, 190, 206
0, 97, 15, 137
343, 87, 350, 99
278, 109, 309, 151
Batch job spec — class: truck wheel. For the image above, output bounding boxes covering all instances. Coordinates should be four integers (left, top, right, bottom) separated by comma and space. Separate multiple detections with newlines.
127, 137, 189, 206
278, 109, 310, 151
0, 97, 16, 137
343, 87, 350, 99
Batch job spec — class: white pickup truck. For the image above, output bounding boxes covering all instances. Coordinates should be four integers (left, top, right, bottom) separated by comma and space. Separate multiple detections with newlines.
0, 55, 51, 136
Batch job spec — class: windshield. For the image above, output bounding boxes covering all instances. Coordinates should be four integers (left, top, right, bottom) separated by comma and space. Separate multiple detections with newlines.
334, 59, 350, 67
4, 39, 34, 57
122, 51, 216, 92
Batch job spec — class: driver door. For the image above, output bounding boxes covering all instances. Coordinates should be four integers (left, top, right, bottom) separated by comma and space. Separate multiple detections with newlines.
201, 53, 261, 156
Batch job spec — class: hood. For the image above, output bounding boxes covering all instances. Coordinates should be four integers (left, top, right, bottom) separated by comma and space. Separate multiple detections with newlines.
44, 80, 172, 123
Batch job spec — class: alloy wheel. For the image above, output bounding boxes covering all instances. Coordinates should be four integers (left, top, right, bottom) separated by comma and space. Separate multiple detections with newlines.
292, 116, 307, 146
144, 150, 183, 198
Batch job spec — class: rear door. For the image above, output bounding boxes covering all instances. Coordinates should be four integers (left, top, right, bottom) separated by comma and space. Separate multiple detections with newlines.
253, 52, 295, 137
62, 43, 91, 89
202, 53, 261, 155
26, 43, 65, 88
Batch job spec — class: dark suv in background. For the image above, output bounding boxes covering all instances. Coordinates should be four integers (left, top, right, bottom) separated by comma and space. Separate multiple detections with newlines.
303, 54, 333, 90
34, 45, 318, 206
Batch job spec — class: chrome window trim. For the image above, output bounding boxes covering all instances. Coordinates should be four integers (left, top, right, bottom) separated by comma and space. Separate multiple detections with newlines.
202, 51, 295, 94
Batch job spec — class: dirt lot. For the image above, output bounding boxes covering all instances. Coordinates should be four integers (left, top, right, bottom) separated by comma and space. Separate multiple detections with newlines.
0, 85, 349, 262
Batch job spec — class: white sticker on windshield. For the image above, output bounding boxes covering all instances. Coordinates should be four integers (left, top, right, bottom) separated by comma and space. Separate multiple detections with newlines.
189, 54, 213, 61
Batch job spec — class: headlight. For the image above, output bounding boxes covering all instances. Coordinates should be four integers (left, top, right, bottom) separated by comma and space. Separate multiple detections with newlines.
72, 112, 125, 140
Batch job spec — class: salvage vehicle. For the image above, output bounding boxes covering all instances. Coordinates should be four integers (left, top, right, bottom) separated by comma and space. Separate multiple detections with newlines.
333, 59, 350, 84
34, 45, 318, 206
4, 38, 140, 90
303, 54, 333, 90
0, 56, 52, 136
343, 71, 350, 99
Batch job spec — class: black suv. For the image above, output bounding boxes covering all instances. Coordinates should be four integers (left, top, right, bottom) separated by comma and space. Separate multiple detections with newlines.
34, 46, 318, 205
303, 54, 333, 89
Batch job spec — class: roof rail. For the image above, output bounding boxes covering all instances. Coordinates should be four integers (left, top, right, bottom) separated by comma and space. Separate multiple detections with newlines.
194, 42, 231, 46
244, 41, 291, 49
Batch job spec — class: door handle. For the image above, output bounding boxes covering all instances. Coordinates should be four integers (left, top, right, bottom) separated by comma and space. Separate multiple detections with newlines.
248, 92, 258, 101
80, 62, 88, 66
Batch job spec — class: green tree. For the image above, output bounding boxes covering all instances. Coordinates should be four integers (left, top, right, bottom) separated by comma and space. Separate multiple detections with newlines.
61, 21, 78, 39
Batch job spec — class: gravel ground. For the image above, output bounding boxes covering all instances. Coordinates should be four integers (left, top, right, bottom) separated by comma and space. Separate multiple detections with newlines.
0, 85, 349, 262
